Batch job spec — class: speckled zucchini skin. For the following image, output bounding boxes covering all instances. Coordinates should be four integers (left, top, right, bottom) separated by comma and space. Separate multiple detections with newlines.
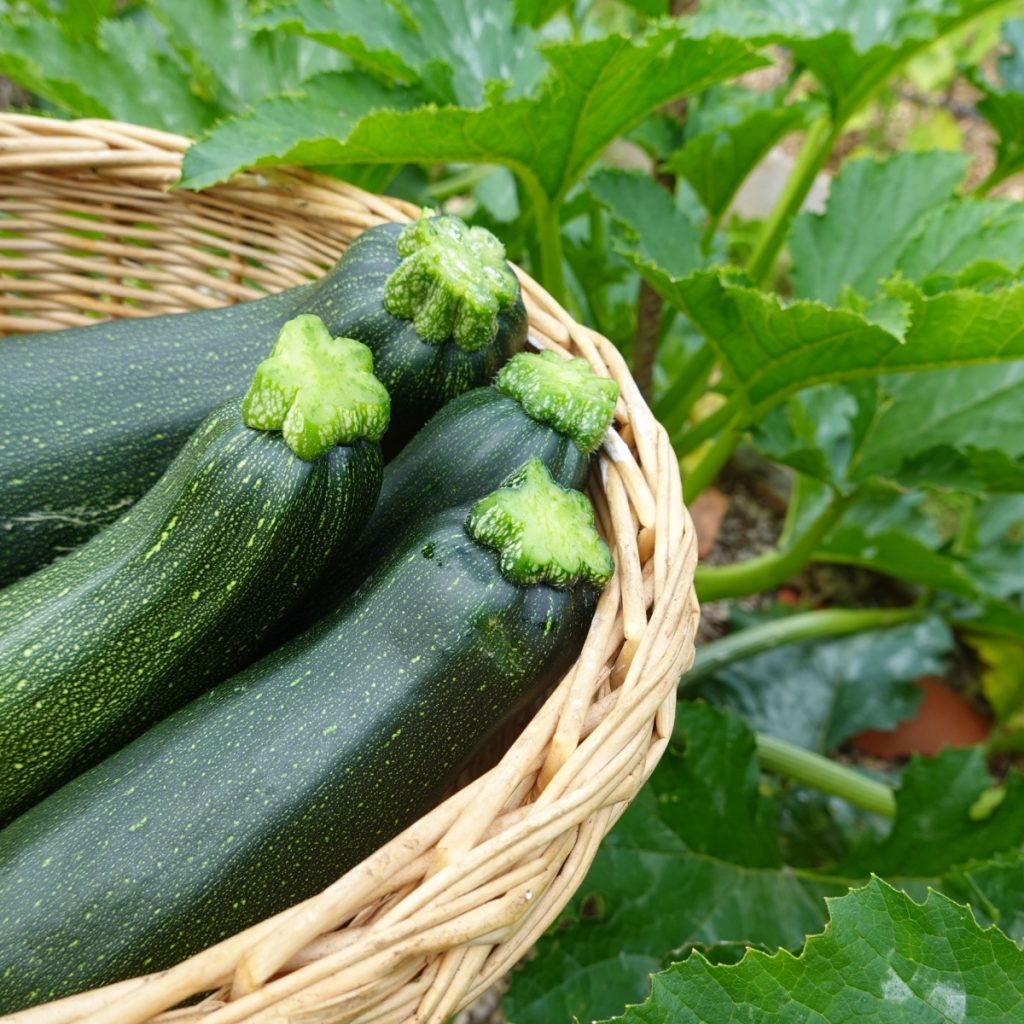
0, 283, 314, 588
296, 386, 589, 630
0, 397, 382, 825
0, 507, 595, 1012
325, 222, 528, 454
0, 222, 524, 586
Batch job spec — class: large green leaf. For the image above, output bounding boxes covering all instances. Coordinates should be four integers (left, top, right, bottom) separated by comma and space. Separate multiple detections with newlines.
256, 0, 545, 104
852, 365, 1024, 486
503, 704, 844, 1024
0, 1, 344, 135
755, 363, 1024, 492
847, 746, 1024, 886
588, 168, 704, 280
0, 14, 216, 133
180, 26, 764, 194
177, 70, 426, 190
790, 150, 967, 303
598, 878, 1024, 1023
151, 0, 342, 114
505, 705, 1024, 1024
690, 0, 1003, 119
672, 271, 1024, 418
894, 199, 1024, 292
690, 616, 951, 752
946, 849, 1024, 943
790, 150, 1024, 302
664, 86, 809, 223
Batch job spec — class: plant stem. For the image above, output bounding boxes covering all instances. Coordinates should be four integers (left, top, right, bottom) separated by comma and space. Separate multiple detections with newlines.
424, 164, 497, 201
746, 115, 837, 286
695, 490, 848, 602
683, 421, 740, 501
682, 605, 924, 689
633, 278, 661, 400
756, 732, 896, 818
528, 185, 567, 308
971, 162, 1015, 198
655, 344, 716, 436
673, 390, 742, 456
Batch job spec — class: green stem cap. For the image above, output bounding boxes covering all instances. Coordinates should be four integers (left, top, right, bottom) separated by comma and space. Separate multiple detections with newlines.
467, 459, 614, 589
383, 212, 520, 352
494, 351, 619, 454
241, 314, 390, 460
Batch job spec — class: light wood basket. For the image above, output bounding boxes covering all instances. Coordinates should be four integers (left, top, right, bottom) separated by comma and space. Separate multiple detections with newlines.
0, 113, 699, 1024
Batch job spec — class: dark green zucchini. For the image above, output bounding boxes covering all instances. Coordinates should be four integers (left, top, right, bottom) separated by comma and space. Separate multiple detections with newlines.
0, 213, 525, 586
0, 315, 389, 824
0, 460, 612, 1012
317, 215, 527, 454
295, 349, 619, 628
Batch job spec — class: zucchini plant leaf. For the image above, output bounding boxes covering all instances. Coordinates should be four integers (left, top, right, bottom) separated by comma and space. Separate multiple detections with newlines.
664, 86, 810, 223
503, 703, 846, 1024
150, 0, 343, 115
177, 70, 426, 191
587, 168, 705, 280
0, 0, 343, 135
790, 150, 967, 303
179, 26, 765, 196
689, 0, 1005, 119
256, 0, 545, 105
945, 849, 1024, 942
688, 616, 952, 752
887, 199, 1024, 293
596, 878, 1024, 1024
754, 362, 1024, 491
671, 271, 1024, 418
840, 747, 1024, 880
790, 150, 1024, 302
0, 14, 216, 133
505, 704, 1024, 1024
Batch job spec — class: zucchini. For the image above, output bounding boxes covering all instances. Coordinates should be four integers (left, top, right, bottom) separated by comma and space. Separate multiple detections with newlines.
0, 213, 524, 587
296, 349, 619, 628
0, 461, 612, 1012
0, 315, 389, 824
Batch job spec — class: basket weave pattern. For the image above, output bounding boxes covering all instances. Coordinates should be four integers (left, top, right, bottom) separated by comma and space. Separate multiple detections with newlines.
0, 113, 699, 1024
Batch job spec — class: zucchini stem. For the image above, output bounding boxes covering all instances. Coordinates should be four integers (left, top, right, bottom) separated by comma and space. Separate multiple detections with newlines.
755, 732, 896, 818
467, 460, 614, 588
241, 314, 390, 460
695, 490, 849, 602
681, 605, 926, 688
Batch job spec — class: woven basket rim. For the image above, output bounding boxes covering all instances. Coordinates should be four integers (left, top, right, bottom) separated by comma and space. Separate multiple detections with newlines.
0, 112, 699, 1024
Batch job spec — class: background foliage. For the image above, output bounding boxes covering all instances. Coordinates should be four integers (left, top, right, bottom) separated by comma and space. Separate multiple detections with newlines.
4, 0, 1024, 1019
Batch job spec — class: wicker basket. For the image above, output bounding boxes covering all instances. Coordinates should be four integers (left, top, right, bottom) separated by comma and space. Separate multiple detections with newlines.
0, 113, 700, 1024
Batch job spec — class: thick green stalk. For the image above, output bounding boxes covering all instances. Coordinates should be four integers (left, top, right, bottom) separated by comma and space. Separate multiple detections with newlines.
424, 165, 497, 201
673, 391, 742, 455
682, 605, 924, 689
683, 421, 740, 501
655, 344, 716, 437
746, 116, 837, 286
756, 733, 896, 818
528, 185, 567, 308
695, 490, 848, 602
971, 163, 1016, 198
